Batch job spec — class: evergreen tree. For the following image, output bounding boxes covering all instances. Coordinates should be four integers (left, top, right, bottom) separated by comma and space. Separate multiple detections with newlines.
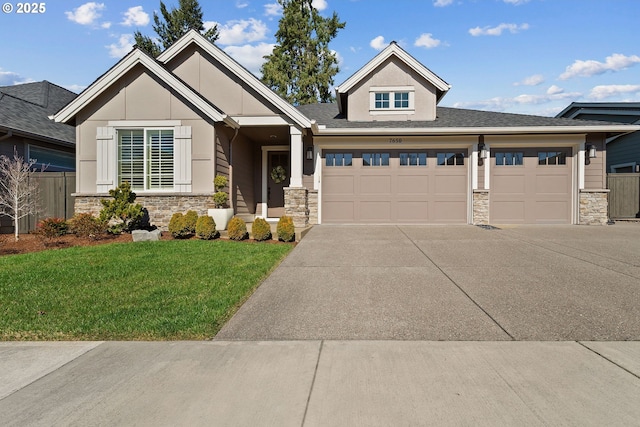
134, 0, 218, 57
261, 0, 345, 105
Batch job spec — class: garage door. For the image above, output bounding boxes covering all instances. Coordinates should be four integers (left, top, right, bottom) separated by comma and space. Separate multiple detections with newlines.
322, 150, 468, 224
490, 148, 572, 224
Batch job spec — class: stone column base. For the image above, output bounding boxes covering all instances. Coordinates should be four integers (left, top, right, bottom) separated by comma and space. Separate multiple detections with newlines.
472, 190, 490, 225
579, 189, 609, 225
284, 187, 309, 229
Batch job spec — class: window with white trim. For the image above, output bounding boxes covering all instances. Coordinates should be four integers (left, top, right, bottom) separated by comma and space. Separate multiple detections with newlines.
374, 93, 390, 109
370, 87, 415, 113
118, 129, 174, 190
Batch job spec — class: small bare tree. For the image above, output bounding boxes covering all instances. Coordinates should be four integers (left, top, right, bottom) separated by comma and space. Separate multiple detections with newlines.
0, 148, 46, 241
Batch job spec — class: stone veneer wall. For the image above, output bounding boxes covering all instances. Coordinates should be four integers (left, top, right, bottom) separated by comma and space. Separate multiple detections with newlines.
308, 190, 318, 225
579, 190, 609, 225
75, 194, 214, 230
472, 190, 489, 225
284, 187, 309, 228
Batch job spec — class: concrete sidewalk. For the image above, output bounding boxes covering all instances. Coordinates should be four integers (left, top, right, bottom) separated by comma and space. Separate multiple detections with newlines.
1, 340, 640, 426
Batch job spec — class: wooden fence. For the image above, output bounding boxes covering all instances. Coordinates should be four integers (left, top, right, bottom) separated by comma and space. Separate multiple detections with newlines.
0, 172, 75, 234
608, 173, 640, 219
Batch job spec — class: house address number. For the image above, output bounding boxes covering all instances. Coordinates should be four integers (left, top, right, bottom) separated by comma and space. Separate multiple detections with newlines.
389, 138, 403, 144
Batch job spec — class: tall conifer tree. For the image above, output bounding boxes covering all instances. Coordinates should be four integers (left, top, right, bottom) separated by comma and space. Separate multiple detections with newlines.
134, 0, 218, 57
261, 0, 345, 105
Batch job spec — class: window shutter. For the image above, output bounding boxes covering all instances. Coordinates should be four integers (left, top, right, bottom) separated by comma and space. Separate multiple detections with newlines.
96, 127, 115, 193
173, 126, 192, 192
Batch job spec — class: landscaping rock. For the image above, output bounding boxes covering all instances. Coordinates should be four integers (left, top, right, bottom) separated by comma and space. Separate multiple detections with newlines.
132, 229, 161, 242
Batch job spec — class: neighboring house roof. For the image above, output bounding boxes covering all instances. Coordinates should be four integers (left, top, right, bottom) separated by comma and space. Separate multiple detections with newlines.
335, 42, 451, 114
157, 30, 313, 129
556, 102, 640, 124
0, 81, 76, 145
53, 47, 239, 128
298, 103, 640, 135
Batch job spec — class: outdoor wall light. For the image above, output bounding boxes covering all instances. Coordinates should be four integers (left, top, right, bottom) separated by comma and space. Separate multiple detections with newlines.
306, 146, 314, 160
587, 144, 597, 159
478, 143, 489, 159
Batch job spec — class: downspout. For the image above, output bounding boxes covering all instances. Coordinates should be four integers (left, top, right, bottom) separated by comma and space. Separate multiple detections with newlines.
0, 130, 13, 141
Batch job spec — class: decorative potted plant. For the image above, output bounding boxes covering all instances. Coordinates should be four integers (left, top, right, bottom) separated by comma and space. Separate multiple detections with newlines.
207, 174, 234, 230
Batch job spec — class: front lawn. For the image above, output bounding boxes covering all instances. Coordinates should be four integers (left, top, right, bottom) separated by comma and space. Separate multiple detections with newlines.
0, 239, 293, 340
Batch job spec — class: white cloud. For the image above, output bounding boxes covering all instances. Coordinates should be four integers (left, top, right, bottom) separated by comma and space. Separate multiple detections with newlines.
0, 69, 23, 86
370, 36, 387, 51
514, 74, 544, 86
121, 6, 149, 27
469, 23, 530, 37
64, 84, 87, 94
217, 19, 268, 45
264, 2, 282, 17
503, 0, 530, 4
224, 43, 275, 75
559, 53, 640, 80
312, 0, 328, 11
434, 0, 454, 6
546, 85, 564, 95
107, 34, 135, 58
65, 2, 106, 26
414, 33, 442, 49
453, 87, 581, 112
236, 1, 248, 8
589, 84, 640, 100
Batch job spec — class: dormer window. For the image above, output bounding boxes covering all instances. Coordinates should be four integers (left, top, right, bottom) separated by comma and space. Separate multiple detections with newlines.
370, 86, 415, 115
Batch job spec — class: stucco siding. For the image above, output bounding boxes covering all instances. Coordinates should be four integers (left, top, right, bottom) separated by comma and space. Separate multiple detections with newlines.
166, 45, 280, 117
585, 134, 606, 189
346, 57, 437, 122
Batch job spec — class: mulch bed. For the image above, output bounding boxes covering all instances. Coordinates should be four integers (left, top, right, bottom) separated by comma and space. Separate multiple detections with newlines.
0, 232, 293, 257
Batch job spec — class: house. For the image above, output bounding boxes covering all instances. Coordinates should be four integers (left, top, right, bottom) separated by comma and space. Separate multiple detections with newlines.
53, 30, 639, 229
1, 81, 76, 170
1, 81, 77, 232
556, 103, 640, 173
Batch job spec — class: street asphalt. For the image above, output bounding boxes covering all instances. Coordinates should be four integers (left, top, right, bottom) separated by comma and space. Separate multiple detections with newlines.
1, 223, 639, 425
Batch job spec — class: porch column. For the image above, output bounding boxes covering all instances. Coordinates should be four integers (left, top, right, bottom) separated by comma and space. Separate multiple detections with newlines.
289, 126, 303, 187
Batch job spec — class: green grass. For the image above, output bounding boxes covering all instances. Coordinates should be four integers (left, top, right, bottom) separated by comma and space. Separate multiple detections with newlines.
0, 239, 293, 340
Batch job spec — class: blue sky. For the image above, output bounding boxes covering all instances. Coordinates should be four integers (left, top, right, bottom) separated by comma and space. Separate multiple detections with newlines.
1, 0, 638, 116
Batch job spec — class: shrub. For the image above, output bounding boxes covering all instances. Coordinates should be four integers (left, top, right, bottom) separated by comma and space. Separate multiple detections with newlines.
183, 210, 198, 233
99, 182, 145, 233
277, 215, 295, 242
35, 217, 68, 239
195, 215, 218, 240
227, 216, 248, 241
168, 212, 192, 239
251, 217, 272, 241
69, 213, 107, 239
212, 174, 229, 208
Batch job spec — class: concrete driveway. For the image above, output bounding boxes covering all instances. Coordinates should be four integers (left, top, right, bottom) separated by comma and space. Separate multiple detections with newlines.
216, 223, 640, 341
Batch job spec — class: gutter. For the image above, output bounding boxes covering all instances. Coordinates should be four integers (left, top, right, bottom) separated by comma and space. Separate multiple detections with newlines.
0, 130, 13, 141
312, 124, 640, 136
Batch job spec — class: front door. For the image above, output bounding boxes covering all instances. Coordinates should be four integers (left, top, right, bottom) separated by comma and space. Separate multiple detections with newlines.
267, 151, 290, 218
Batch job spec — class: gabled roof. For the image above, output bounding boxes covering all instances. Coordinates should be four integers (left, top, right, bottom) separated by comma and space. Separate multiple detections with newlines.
157, 30, 312, 129
0, 81, 76, 144
335, 42, 451, 113
557, 102, 640, 124
297, 103, 640, 135
53, 47, 238, 128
